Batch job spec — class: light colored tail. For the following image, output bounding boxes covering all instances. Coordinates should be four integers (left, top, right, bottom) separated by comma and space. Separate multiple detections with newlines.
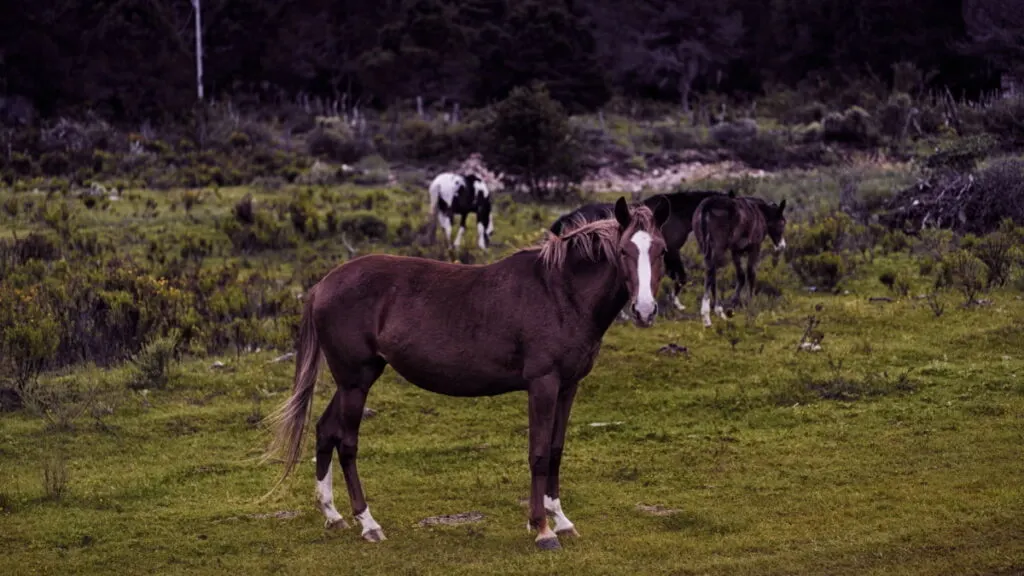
259, 288, 322, 501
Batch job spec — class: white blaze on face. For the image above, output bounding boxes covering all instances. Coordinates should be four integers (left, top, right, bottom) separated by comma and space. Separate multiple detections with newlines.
776, 237, 787, 252
630, 231, 656, 318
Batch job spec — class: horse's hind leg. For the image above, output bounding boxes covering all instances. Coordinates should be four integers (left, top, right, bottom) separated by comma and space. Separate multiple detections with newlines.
326, 358, 387, 542
730, 251, 746, 308
314, 391, 349, 529
701, 256, 717, 327
545, 382, 580, 538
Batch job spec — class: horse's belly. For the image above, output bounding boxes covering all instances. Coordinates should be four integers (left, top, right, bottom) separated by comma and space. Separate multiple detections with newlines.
386, 355, 527, 397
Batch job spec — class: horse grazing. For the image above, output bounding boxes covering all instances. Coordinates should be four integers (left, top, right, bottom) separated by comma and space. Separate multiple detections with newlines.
264, 197, 671, 551
691, 193, 787, 327
428, 172, 494, 250
551, 189, 728, 312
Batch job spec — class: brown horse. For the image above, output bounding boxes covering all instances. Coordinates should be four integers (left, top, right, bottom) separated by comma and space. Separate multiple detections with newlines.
692, 193, 787, 327
551, 189, 729, 312
263, 197, 670, 551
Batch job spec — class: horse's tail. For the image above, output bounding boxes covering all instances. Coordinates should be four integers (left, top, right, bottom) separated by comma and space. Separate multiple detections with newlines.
259, 287, 322, 501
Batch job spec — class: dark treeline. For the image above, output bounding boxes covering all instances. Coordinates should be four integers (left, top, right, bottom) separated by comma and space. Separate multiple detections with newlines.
1, 0, 1021, 124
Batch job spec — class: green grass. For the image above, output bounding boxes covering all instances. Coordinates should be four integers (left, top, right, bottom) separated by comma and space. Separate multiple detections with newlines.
1, 178, 1023, 575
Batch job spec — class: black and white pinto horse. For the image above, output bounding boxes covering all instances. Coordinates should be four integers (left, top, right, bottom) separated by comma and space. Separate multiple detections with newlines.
428, 172, 494, 251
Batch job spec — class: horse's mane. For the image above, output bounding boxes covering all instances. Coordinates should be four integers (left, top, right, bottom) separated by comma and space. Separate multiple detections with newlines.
536, 205, 657, 271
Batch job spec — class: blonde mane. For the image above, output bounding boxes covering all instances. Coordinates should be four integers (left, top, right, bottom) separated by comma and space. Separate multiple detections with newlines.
537, 205, 657, 271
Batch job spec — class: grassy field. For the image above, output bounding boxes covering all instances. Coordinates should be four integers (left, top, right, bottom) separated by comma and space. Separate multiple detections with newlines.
1, 168, 1023, 575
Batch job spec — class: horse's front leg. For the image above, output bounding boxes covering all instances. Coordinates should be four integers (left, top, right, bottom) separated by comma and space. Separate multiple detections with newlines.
665, 249, 687, 311
746, 246, 762, 303
453, 212, 468, 248
526, 374, 561, 550
545, 382, 580, 538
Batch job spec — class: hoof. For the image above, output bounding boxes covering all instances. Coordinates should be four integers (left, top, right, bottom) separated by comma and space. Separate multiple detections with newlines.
535, 536, 561, 551
555, 526, 580, 538
362, 528, 387, 543
324, 517, 350, 530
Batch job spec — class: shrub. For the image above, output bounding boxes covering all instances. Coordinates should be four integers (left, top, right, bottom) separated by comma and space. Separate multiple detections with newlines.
340, 213, 388, 243
126, 331, 181, 390
937, 249, 988, 305
970, 220, 1022, 288
790, 252, 852, 291
306, 124, 368, 164
822, 106, 880, 147
879, 93, 912, 141
922, 134, 996, 173
710, 119, 758, 146
485, 83, 584, 201
978, 97, 1024, 150
965, 158, 1024, 234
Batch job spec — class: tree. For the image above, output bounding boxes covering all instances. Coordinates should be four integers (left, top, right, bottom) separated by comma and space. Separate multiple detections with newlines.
961, 0, 1024, 80
486, 83, 583, 201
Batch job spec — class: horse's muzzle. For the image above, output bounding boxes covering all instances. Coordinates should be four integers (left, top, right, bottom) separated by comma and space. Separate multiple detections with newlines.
631, 302, 658, 327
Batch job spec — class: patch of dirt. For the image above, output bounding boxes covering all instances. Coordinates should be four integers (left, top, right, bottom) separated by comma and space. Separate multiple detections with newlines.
636, 503, 680, 516
582, 159, 770, 194
417, 511, 485, 527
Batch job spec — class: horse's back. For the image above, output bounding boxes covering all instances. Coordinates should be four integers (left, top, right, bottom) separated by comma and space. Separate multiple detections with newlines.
551, 203, 613, 234
313, 252, 544, 396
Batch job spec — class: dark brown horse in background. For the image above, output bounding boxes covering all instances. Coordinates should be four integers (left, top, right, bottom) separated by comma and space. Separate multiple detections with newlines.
692, 193, 787, 327
551, 189, 728, 313
263, 197, 670, 551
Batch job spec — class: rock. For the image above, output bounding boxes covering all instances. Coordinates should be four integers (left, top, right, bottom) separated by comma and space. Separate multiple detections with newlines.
657, 343, 690, 357
362, 407, 377, 419
589, 421, 624, 427
210, 361, 226, 369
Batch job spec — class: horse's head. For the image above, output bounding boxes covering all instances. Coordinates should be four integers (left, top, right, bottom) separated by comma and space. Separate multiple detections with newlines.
765, 198, 787, 252
613, 196, 671, 328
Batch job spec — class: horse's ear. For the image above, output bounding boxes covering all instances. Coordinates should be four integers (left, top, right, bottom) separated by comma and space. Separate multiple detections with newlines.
653, 196, 671, 228
614, 197, 631, 229
778, 199, 787, 214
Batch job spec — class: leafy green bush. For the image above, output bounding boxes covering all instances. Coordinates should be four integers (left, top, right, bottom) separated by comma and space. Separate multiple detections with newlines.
126, 331, 181, 390
937, 250, 988, 305
790, 252, 853, 291
485, 83, 584, 201
822, 106, 879, 147
923, 134, 996, 173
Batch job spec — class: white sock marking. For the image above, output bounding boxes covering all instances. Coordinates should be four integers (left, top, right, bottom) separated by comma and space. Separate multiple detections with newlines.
777, 237, 787, 252
355, 506, 383, 537
715, 305, 726, 320
316, 469, 344, 525
630, 231, 656, 320
701, 294, 712, 326
439, 215, 452, 242
476, 222, 487, 250
673, 295, 685, 311
544, 496, 575, 533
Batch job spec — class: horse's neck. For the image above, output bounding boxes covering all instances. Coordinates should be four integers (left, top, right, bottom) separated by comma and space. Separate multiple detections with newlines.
559, 252, 626, 331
